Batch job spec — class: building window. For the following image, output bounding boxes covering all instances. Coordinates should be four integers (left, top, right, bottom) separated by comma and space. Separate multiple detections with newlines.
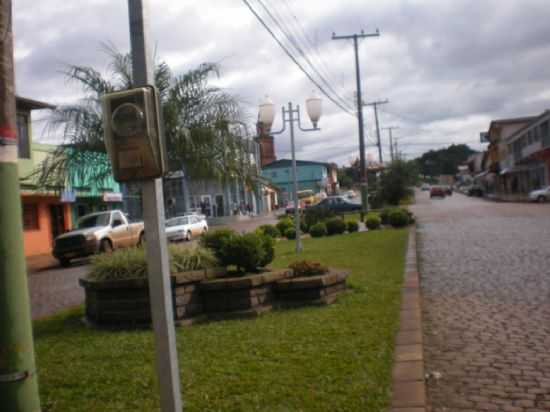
22, 203, 39, 230
16, 113, 31, 159
271, 171, 277, 178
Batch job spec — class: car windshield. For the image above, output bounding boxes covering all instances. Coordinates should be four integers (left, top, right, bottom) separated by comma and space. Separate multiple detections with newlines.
166, 217, 187, 227
78, 213, 111, 229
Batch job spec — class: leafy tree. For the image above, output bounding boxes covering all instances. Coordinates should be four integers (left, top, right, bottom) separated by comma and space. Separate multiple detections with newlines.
415, 144, 476, 177
378, 160, 419, 205
31, 44, 256, 191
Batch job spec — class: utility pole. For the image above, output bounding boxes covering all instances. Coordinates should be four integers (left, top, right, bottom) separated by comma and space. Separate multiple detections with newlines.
382, 126, 399, 162
332, 29, 379, 219
0, 1, 42, 410
127, 1, 182, 411
364, 99, 388, 164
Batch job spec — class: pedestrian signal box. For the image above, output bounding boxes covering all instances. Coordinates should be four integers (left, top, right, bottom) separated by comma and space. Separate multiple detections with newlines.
102, 86, 167, 182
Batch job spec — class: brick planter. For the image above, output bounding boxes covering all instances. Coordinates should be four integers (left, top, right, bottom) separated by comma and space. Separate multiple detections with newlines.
274, 269, 350, 308
79, 267, 225, 328
199, 269, 290, 319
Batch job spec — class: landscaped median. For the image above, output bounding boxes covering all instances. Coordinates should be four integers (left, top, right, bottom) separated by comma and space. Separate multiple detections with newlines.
34, 229, 409, 412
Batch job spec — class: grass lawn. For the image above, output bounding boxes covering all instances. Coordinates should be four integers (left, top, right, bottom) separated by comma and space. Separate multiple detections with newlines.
35, 229, 408, 412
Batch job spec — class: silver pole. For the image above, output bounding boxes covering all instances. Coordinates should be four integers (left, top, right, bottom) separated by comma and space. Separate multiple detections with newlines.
127, 1, 183, 411
288, 102, 302, 253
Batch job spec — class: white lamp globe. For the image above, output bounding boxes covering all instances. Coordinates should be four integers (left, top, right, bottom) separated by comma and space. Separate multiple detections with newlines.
305, 94, 322, 127
258, 96, 275, 129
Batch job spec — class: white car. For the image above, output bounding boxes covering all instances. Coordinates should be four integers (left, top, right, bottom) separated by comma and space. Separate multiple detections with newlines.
165, 214, 208, 241
529, 186, 550, 203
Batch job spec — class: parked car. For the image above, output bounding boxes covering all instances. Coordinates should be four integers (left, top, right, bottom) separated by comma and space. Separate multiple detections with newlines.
528, 186, 550, 203
309, 196, 362, 213
53, 210, 144, 266
165, 214, 208, 241
467, 185, 484, 197
421, 183, 430, 191
285, 201, 302, 215
430, 186, 446, 198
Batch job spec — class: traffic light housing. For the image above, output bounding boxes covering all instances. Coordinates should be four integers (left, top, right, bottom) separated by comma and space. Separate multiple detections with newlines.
102, 86, 167, 182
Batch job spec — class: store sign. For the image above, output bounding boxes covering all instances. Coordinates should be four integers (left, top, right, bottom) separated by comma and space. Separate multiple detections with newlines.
60, 190, 76, 203
103, 192, 123, 202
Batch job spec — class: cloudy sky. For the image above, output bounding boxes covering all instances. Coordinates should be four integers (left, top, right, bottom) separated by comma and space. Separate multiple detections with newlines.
12, 0, 550, 166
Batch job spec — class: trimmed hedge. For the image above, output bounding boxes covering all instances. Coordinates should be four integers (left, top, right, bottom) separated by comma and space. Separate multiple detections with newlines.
388, 208, 409, 228
325, 217, 346, 236
365, 216, 381, 230
309, 222, 327, 238
257, 224, 280, 238
346, 220, 359, 233
379, 208, 392, 225
285, 228, 297, 240
276, 218, 294, 237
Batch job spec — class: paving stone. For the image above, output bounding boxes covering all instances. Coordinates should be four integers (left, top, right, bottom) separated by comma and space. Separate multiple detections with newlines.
393, 360, 424, 381
411, 192, 550, 411
392, 381, 426, 407
395, 344, 423, 362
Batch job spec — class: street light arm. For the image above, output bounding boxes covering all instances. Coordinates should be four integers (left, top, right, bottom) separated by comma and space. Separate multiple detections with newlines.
268, 107, 288, 136
296, 106, 320, 132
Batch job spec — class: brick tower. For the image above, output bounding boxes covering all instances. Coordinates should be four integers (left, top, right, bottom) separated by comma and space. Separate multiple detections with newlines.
255, 122, 276, 167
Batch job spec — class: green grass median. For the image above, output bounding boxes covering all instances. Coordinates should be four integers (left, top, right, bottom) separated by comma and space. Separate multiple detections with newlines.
35, 229, 408, 412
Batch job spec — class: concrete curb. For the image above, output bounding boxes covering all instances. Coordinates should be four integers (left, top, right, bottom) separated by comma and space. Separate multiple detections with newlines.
389, 226, 427, 412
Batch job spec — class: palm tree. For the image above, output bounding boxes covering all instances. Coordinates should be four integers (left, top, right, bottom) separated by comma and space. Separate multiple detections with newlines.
32, 44, 257, 196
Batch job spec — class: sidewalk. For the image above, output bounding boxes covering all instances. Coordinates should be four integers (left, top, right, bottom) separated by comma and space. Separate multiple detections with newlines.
26, 253, 59, 274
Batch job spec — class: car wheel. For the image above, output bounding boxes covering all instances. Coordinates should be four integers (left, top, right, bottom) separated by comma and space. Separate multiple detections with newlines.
100, 239, 113, 254
185, 230, 192, 241
58, 258, 71, 267
138, 232, 145, 246
538, 196, 546, 203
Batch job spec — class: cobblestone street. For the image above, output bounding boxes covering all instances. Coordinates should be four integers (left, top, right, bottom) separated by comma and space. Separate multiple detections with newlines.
411, 192, 550, 411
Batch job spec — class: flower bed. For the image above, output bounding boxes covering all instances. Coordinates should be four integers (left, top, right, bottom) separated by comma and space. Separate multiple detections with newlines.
198, 269, 290, 319
274, 269, 350, 308
79, 267, 225, 328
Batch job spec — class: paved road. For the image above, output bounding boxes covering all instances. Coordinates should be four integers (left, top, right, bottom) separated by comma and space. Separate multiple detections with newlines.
411, 192, 550, 411
28, 214, 278, 320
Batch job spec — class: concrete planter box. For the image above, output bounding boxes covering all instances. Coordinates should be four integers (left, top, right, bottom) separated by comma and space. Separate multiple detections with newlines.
79, 267, 225, 328
199, 269, 290, 319
274, 269, 350, 308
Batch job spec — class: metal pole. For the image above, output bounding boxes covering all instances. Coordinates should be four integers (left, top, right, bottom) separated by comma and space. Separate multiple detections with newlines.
0, 1, 41, 410
127, 2, 182, 411
373, 103, 382, 163
332, 30, 379, 220
287, 103, 302, 253
389, 128, 394, 161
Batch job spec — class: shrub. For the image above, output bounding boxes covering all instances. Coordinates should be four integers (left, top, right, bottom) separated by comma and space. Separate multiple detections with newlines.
346, 220, 359, 233
304, 207, 334, 228
285, 228, 296, 239
309, 222, 327, 238
258, 234, 275, 267
389, 208, 410, 228
87, 246, 218, 281
300, 220, 309, 234
289, 260, 328, 277
276, 218, 294, 237
325, 217, 346, 236
365, 216, 381, 230
199, 228, 236, 262
169, 245, 218, 273
379, 208, 392, 225
257, 224, 280, 238
406, 210, 416, 224
220, 232, 275, 272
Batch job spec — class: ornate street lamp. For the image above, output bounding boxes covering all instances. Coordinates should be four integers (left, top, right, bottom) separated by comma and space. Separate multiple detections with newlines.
258, 94, 322, 253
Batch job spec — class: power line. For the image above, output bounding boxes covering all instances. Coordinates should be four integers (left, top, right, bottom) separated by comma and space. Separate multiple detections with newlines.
242, 0, 355, 116
256, 0, 354, 113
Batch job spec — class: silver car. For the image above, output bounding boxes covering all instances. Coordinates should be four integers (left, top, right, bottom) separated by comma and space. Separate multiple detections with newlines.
165, 214, 208, 241
528, 186, 550, 203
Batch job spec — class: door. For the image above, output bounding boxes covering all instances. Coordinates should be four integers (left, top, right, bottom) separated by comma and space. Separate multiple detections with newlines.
200, 195, 212, 217
215, 194, 224, 217
49, 205, 66, 244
